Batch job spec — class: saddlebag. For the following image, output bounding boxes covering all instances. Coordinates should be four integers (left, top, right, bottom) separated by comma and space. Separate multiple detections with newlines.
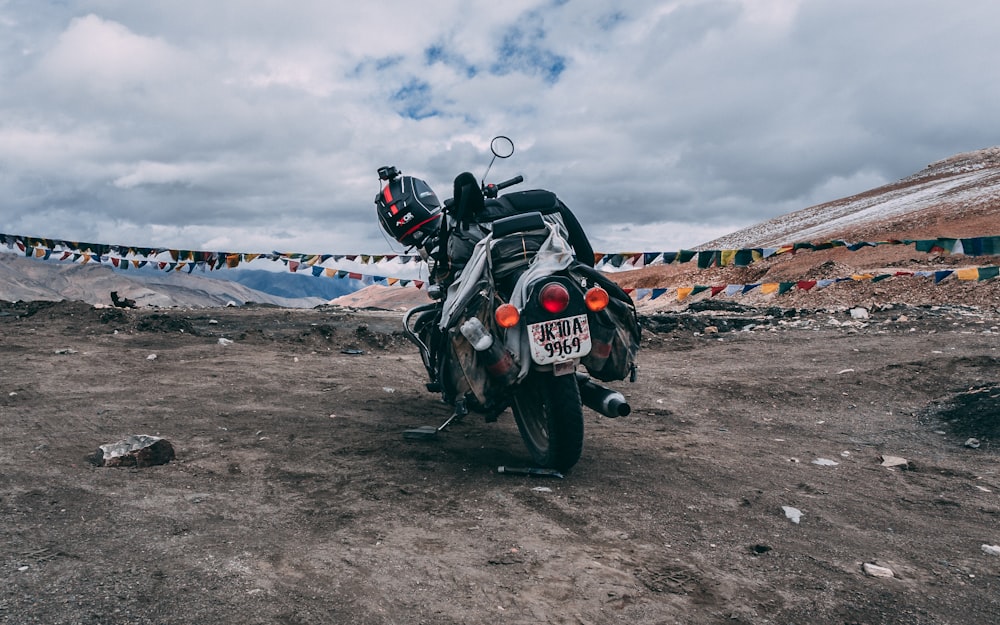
575, 266, 641, 382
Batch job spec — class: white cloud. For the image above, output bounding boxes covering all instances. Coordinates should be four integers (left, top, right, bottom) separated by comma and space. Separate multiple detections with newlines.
34, 15, 183, 91
1, 0, 999, 257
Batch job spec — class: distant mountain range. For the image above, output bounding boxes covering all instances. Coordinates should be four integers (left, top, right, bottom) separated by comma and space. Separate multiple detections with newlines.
0, 253, 362, 308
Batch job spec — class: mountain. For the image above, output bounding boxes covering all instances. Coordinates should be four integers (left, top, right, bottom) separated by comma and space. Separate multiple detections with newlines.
700, 147, 1000, 249
223, 269, 362, 300
0, 254, 326, 308
614, 147, 1000, 310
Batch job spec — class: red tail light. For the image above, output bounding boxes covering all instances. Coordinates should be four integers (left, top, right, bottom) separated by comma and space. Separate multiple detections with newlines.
585, 286, 610, 311
495, 303, 520, 328
538, 283, 570, 314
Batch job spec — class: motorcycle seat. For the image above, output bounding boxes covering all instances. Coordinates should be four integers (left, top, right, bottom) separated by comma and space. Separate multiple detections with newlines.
479, 190, 561, 223
491, 211, 547, 238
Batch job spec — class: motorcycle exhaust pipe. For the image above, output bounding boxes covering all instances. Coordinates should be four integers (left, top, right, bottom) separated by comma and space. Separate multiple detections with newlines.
576, 373, 631, 418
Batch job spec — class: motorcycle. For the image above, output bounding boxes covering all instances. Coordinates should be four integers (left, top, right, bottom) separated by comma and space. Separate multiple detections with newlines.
375, 137, 640, 472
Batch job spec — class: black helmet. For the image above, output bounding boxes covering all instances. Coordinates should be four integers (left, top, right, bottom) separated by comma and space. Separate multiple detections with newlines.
375, 173, 442, 248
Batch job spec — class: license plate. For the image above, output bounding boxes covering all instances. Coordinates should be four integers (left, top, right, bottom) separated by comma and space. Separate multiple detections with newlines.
527, 314, 592, 365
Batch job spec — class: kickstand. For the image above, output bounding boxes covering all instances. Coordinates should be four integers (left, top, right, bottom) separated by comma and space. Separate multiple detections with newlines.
403, 399, 468, 440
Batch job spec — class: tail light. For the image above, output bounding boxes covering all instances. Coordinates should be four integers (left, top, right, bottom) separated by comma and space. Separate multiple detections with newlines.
585, 286, 610, 311
495, 303, 520, 328
538, 283, 570, 314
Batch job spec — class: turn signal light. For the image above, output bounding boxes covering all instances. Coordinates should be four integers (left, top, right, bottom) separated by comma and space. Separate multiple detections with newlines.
538, 283, 570, 314
585, 286, 610, 311
495, 303, 521, 328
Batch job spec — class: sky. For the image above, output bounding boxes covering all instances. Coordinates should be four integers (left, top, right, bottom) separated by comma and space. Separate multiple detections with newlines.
2, 0, 999, 259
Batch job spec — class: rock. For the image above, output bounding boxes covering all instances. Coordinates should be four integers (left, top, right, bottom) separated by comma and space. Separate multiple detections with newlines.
863, 563, 895, 578
703, 325, 719, 334
87, 435, 175, 468
965, 438, 981, 449
110, 291, 137, 308
218, 338, 234, 346
982, 544, 1000, 557
812, 458, 839, 466
880, 455, 909, 468
850, 307, 870, 320
782, 506, 802, 524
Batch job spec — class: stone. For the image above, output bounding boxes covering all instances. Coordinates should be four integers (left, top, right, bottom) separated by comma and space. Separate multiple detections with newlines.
862, 563, 895, 578
850, 307, 870, 320
880, 455, 909, 468
87, 435, 175, 468
782, 506, 802, 524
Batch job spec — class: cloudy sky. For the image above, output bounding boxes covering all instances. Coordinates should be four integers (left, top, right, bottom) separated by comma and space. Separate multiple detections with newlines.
2, 0, 998, 258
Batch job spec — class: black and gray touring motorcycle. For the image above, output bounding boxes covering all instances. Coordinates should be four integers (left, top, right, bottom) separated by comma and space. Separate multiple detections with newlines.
375, 137, 640, 472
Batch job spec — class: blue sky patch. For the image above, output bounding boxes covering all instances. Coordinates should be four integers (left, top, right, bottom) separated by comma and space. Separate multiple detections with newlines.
492, 25, 567, 83
391, 79, 440, 120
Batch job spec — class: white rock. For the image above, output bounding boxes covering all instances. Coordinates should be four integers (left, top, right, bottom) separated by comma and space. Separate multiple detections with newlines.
850, 307, 870, 320
965, 438, 981, 449
812, 458, 839, 466
146, 354, 157, 361
880, 455, 909, 468
863, 563, 895, 578
218, 338, 234, 346
982, 544, 1000, 557
782, 506, 802, 524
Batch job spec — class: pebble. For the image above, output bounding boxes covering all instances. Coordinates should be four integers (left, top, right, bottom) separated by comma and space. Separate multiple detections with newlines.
880, 455, 909, 468
782, 506, 802, 524
863, 563, 895, 578
982, 544, 1000, 557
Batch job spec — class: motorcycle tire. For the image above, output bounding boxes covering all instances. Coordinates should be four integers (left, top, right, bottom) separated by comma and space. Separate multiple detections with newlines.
510, 371, 584, 472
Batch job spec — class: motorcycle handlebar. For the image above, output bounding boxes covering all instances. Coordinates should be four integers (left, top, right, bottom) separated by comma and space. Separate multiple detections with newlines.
496, 175, 523, 191
482, 175, 523, 199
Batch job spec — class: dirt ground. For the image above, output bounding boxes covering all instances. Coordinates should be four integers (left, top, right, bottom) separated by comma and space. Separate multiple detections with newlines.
1, 299, 998, 624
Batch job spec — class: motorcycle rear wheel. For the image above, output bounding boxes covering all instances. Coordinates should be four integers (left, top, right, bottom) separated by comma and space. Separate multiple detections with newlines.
511, 371, 584, 472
